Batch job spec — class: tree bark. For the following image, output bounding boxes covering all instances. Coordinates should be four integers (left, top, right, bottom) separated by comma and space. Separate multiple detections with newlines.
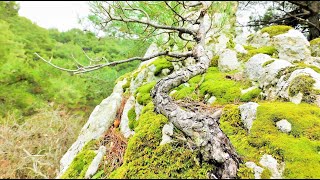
151, 2, 240, 179
307, 1, 320, 40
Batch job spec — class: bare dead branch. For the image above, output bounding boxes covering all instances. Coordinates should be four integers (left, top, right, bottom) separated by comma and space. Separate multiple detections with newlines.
281, 9, 320, 32
98, 2, 197, 37
35, 50, 193, 74
288, 1, 315, 14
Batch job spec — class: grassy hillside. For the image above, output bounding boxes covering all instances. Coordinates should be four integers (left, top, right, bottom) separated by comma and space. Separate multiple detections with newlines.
0, 1, 149, 178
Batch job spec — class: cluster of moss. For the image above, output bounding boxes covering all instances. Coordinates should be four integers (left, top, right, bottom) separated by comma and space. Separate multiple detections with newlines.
134, 81, 157, 105
310, 37, 320, 46
109, 102, 214, 178
260, 25, 293, 37
61, 139, 100, 179
171, 67, 259, 104
151, 57, 174, 76
220, 102, 320, 179
127, 107, 137, 130
239, 46, 278, 62
262, 60, 275, 67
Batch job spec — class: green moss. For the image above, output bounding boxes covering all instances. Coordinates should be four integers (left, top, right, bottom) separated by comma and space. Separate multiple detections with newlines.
243, 45, 256, 51
261, 168, 272, 179
237, 164, 255, 179
61, 139, 99, 179
172, 86, 198, 100
220, 102, 320, 179
122, 78, 131, 91
198, 67, 251, 104
109, 102, 214, 178
262, 60, 275, 67
240, 88, 262, 102
210, 55, 219, 67
171, 67, 255, 104
151, 57, 174, 76
135, 81, 156, 105
260, 25, 293, 37
128, 107, 137, 130
240, 46, 278, 62
310, 37, 320, 46
227, 38, 236, 49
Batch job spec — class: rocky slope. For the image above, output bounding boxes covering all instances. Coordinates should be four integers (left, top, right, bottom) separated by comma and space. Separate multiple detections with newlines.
55, 10, 320, 180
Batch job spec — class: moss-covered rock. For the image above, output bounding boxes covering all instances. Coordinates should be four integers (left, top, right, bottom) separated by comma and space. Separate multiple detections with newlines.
61, 139, 100, 179
288, 75, 317, 103
260, 25, 293, 37
220, 102, 320, 179
134, 81, 156, 105
127, 107, 137, 130
151, 57, 174, 76
240, 88, 262, 102
109, 102, 214, 178
239, 46, 277, 62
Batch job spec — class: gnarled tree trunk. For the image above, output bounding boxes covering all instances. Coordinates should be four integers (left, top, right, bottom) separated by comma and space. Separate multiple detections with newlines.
151, 2, 240, 179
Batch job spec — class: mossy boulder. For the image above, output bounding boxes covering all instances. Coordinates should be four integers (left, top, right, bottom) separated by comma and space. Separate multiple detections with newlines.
61, 140, 99, 179
134, 81, 156, 105
109, 102, 214, 178
151, 57, 174, 76
220, 102, 320, 179
260, 25, 293, 37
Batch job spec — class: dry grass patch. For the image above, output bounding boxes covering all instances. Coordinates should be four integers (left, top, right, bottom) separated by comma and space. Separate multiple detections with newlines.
0, 106, 87, 178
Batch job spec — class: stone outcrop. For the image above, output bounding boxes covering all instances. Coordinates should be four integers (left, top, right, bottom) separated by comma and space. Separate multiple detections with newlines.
120, 95, 135, 138
56, 79, 127, 178
273, 29, 311, 62
259, 154, 285, 179
218, 49, 240, 72
276, 119, 292, 133
239, 102, 259, 132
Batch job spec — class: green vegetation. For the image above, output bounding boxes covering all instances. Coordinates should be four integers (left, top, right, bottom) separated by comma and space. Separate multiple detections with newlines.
61, 139, 100, 179
0, 1, 148, 119
260, 25, 293, 37
0, 2, 149, 178
109, 102, 214, 178
220, 102, 320, 179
